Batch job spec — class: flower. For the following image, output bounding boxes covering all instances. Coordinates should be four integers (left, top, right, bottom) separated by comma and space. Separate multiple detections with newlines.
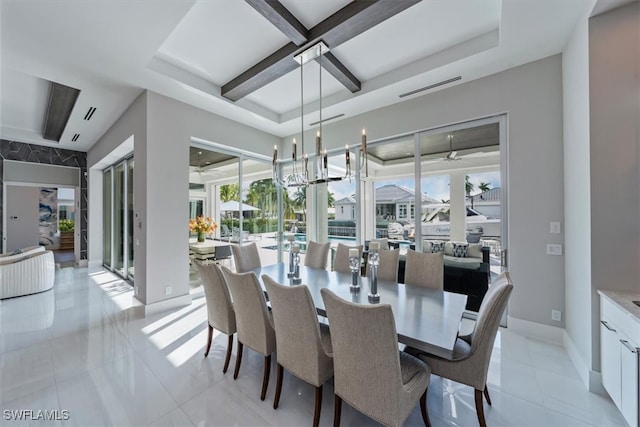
189, 216, 218, 234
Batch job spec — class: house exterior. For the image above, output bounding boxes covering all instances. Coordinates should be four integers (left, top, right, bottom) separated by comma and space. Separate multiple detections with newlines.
335, 185, 439, 222
468, 187, 501, 219
334, 196, 356, 221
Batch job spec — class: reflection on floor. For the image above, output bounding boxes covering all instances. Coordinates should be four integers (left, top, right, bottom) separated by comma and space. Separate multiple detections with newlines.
53, 249, 75, 268
0, 267, 626, 426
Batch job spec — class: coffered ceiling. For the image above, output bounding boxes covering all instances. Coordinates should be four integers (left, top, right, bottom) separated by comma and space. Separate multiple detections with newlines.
1, 0, 593, 152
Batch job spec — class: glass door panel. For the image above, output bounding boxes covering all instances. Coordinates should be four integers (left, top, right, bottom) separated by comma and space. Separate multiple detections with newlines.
113, 162, 125, 276
103, 169, 112, 267
127, 159, 134, 279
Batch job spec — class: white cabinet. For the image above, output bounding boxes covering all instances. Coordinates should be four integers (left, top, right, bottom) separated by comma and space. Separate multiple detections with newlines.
599, 292, 640, 427
620, 331, 639, 427
601, 317, 622, 407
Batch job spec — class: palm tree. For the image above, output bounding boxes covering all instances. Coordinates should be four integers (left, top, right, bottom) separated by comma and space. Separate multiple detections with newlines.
478, 181, 491, 193
327, 190, 335, 207
220, 183, 239, 202
465, 175, 474, 196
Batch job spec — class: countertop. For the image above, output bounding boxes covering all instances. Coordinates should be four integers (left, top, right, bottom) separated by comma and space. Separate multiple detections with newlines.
597, 289, 640, 323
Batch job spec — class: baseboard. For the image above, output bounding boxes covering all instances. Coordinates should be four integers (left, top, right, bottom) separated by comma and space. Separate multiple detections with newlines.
507, 316, 563, 344
563, 329, 591, 388
88, 260, 103, 270
589, 370, 607, 396
142, 294, 192, 316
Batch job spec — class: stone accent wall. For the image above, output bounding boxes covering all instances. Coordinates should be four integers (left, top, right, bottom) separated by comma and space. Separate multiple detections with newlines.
0, 140, 87, 259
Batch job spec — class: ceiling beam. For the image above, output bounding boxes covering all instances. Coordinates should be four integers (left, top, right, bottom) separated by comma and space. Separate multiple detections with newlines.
307, 0, 421, 48
225, 0, 420, 101
245, 0, 307, 45
316, 52, 361, 92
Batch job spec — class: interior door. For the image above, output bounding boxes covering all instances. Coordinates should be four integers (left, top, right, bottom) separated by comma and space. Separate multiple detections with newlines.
5, 185, 40, 252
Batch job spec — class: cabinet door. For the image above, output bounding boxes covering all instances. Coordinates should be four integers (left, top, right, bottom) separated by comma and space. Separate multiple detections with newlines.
619, 335, 638, 427
601, 319, 622, 407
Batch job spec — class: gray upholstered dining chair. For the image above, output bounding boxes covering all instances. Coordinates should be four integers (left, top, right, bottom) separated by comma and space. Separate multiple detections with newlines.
321, 288, 432, 427
365, 248, 400, 282
231, 242, 261, 272
192, 261, 236, 373
221, 266, 276, 401
404, 249, 444, 289
263, 276, 333, 427
410, 272, 513, 427
304, 240, 331, 269
333, 243, 363, 274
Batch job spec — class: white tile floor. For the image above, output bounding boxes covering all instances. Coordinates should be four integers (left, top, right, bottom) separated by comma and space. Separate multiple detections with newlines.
0, 267, 628, 427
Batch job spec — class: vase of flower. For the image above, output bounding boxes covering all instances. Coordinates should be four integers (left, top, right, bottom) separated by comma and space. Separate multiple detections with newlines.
189, 216, 217, 243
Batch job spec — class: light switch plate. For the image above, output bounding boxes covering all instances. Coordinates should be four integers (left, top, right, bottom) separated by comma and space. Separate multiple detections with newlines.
547, 244, 563, 255
550, 222, 561, 234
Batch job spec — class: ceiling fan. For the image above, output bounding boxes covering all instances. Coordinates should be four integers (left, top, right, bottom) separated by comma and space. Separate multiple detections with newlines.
444, 134, 461, 161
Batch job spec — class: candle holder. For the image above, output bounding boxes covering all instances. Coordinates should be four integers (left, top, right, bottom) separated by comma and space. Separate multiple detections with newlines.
368, 247, 380, 303
349, 253, 360, 292
287, 245, 295, 278
292, 246, 302, 284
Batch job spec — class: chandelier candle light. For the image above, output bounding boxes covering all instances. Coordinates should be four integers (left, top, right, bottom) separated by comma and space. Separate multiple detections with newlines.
272, 40, 368, 187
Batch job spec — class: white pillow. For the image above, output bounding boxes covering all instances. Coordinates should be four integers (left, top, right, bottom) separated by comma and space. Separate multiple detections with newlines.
467, 243, 483, 259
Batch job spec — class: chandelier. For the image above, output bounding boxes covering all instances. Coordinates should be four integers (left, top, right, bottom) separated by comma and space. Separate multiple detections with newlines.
272, 41, 367, 187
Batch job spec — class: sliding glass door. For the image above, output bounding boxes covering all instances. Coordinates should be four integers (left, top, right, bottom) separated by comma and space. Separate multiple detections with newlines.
103, 156, 134, 283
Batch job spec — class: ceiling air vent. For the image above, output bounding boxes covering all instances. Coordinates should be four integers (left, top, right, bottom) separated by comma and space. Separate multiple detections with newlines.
42, 82, 81, 142
72, 133, 80, 142
84, 107, 97, 120
398, 76, 462, 98
309, 114, 345, 126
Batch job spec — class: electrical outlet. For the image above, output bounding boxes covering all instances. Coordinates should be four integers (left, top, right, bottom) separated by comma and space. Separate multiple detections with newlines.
134, 286, 138, 295
546, 244, 562, 255
551, 310, 562, 322
165, 286, 172, 296
550, 221, 561, 234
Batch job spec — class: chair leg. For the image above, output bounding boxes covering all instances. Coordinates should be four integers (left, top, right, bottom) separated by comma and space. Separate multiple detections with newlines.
483, 386, 492, 406
233, 342, 243, 380
204, 324, 213, 357
333, 394, 342, 427
420, 391, 431, 427
313, 385, 323, 427
474, 389, 487, 427
222, 334, 233, 374
273, 364, 284, 410
260, 354, 271, 401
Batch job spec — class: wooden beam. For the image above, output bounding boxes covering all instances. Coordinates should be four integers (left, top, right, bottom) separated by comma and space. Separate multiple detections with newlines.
307, 0, 421, 48
316, 52, 361, 93
245, 0, 308, 45
222, 42, 299, 102
225, 0, 420, 101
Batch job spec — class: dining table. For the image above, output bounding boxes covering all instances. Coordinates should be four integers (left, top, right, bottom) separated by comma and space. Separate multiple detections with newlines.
251, 263, 468, 359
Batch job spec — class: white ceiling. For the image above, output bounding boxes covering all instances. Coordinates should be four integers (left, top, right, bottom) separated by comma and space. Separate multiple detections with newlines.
1, 0, 594, 152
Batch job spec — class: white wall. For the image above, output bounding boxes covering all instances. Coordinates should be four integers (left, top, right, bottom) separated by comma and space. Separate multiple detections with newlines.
88, 90, 280, 307
562, 9, 594, 388
293, 55, 566, 327
589, 1, 640, 371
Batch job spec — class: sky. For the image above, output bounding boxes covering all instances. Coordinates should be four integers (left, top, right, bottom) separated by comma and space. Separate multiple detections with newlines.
328, 171, 501, 203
